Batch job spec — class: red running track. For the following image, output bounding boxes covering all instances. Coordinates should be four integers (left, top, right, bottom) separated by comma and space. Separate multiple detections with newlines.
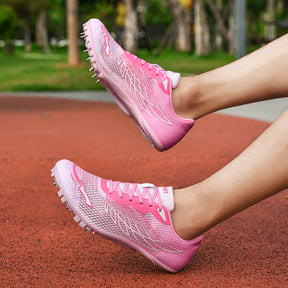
0, 96, 287, 287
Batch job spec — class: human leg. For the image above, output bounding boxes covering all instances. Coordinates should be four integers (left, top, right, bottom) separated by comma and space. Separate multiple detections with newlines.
83, 19, 288, 151
173, 34, 288, 119
172, 109, 288, 240
51, 109, 288, 271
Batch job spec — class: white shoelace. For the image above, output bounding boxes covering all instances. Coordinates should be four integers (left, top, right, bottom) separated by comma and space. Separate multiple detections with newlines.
108, 180, 163, 211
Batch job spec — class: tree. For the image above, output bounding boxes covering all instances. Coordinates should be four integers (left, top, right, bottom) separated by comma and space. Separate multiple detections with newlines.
194, 0, 210, 55
214, 0, 224, 50
228, 0, 236, 55
124, 0, 138, 54
66, 0, 81, 66
246, 0, 266, 44
0, 5, 19, 53
1, 0, 52, 52
36, 10, 50, 53
168, 0, 191, 52
1, 0, 32, 52
265, 0, 276, 41
206, 0, 230, 50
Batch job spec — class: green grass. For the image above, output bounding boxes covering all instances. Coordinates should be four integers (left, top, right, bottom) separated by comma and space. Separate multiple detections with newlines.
139, 49, 235, 75
0, 46, 234, 91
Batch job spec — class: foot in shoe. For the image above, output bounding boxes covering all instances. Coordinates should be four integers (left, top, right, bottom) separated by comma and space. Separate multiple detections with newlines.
52, 159, 204, 272
82, 18, 194, 151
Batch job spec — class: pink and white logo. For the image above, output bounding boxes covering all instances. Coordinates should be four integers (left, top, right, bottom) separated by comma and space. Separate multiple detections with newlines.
102, 25, 110, 56
72, 164, 93, 208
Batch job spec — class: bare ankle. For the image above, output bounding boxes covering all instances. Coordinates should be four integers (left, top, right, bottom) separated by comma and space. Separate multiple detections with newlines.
172, 76, 202, 120
171, 185, 208, 240
171, 183, 222, 240
172, 75, 216, 120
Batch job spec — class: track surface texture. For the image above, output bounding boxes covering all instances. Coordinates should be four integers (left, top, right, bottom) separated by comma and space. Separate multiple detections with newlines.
1, 96, 287, 287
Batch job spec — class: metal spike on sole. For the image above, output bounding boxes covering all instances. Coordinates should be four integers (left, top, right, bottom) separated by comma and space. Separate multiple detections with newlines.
73, 215, 81, 223
79, 221, 86, 228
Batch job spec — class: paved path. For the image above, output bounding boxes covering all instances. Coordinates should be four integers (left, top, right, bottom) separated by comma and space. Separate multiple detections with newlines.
1, 91, 288, 122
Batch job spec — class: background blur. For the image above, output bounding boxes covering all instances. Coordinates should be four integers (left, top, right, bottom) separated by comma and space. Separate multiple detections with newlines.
0, 0, 287, 91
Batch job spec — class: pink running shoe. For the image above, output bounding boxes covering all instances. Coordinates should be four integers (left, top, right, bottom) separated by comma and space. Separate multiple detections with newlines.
52, 159, 203, 272
82, 19, 194, 151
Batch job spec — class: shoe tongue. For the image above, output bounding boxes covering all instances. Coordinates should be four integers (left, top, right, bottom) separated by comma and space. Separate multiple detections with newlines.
117, 182, 175, 212
167, 71, 181, 88
139, 184, 175, 212
158, 186, 175, 212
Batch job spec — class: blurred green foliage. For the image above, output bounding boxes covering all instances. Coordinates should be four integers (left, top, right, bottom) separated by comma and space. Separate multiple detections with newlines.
0, 5, 19, 52
0, 0, 287, 57
144, 0, 173, 25
0, 0, 287, 48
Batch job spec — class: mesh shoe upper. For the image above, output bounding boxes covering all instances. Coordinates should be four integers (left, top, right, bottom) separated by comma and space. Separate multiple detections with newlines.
52, 159, 204, 272
83, 19, 194, 151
